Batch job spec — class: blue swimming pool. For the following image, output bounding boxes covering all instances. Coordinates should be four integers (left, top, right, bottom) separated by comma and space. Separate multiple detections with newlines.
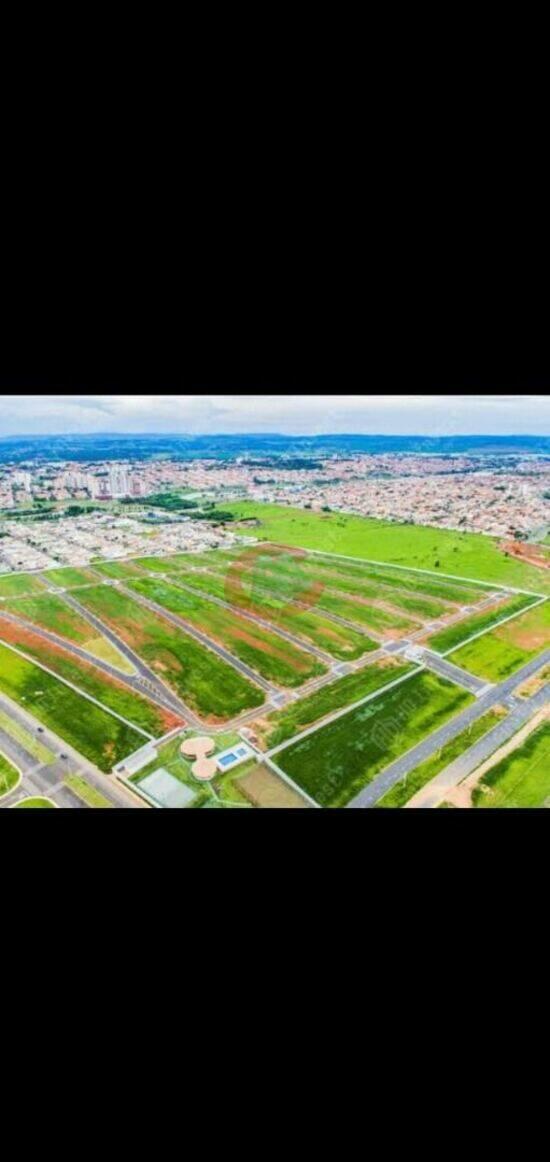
216, 743, 252, 771
218, 752, 237, 768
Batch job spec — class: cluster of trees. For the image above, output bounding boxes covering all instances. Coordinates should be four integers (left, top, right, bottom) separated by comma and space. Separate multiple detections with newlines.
122, 492, 199, 512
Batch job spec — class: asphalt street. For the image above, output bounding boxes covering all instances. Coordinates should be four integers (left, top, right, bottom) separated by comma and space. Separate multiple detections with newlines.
60, 592, 194, 720
0, 690, 144, 809
348, 648, 550, 808
166, 575, 336, 661
405, 682, 549, 807
118, 582, 278, 696
422, 651, 488, 694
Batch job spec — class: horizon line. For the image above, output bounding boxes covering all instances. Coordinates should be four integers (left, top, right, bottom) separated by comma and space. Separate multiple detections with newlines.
0, 431, 549, 442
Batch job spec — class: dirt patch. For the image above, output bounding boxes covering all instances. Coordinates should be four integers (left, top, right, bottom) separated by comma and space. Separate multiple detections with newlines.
515, 665, 550, 698
212, 619, 311, 673
445, 706, 549, 808
150, 649, 184, 676
499, 540, 549, 570
497, 622, 548, 651
237, 763, 309, 807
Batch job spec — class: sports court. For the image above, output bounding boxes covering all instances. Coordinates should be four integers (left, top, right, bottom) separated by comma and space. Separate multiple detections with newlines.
137, 767, 196, 808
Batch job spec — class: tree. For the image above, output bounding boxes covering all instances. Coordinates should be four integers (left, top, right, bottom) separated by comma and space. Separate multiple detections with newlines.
434, 560, 440, 567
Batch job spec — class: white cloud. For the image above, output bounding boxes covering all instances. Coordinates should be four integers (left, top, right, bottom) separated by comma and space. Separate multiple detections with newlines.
0, 393, 547, 436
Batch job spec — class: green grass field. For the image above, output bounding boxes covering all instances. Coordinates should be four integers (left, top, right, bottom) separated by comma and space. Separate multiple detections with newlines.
0, 643, 145, 771
3, 592, 133, 671
315, 590, 417, 634
376, 709, 504, 807
0, 707, 55, 763
125, 576, 326, 687
14, 797, 55, 808
153, 557, 377, 658
0, 750, 20, 796
426, 593, 537, 653
0, 621, 178, 736
74, 584, 264, 720
472, 721, 550, 807
232, 550, 455, 618
212, 502, 550, 594
288, 552, 486, 602
449, 600, 549, 680
276, 671, 473, 807
259, 660, 415, 748
0, 573, 46, 598
167, 549, 439, 633
65, 774, 113, 808
91, 560, 147, 579
42, 567, 99, 588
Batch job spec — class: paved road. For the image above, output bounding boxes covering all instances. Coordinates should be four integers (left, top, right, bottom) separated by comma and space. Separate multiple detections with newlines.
405, 682, 550, 808
0, 606, 191, 725
267, 666, 421, 760
0, 690, 144, 809
164, 575, 336, 662
422, 651, 489, 694
117, 583, 275, 696
348, 648, 550, 808
60, 592, 195, 721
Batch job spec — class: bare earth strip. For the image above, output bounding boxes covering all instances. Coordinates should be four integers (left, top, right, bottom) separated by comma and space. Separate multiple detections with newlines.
444, 707, 549, 808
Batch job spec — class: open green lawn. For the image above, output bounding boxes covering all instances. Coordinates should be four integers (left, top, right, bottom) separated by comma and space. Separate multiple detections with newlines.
258, 659, 415, 748
91, 560, 147, 579
65, 774, 113, 808
146, 549, 471, 625
0, 621, 177, 736
73, 584, 264, 720
4, 592, 133, 671
0, 573, 46, 598
449, 600, 549, 680
0, 643, 145, 771
276, 670, 473, 807
376, 709, 504, 807
212, 502, 550, 594
14, 797, 56, 808
232, 550, 455, 619
0, 707, 55, 763
280, 552, 486, 602
141, 561, 373, 659
171, 550, 443, 631
316, 590, 417, 633
472, 721, 550, 808
135, 553, 233, 574
449, 637, 531, 682
125, 576, 325, 687
157, 558, 378, 658
426, 593, 538, 653
42, 567, 99, 588
0, 750, 20, 796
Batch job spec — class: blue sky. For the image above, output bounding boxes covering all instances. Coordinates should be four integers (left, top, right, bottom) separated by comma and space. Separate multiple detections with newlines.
0, 393, 547, 435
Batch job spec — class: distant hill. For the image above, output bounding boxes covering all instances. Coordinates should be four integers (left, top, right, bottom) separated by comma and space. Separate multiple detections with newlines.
0, 432, 548, 463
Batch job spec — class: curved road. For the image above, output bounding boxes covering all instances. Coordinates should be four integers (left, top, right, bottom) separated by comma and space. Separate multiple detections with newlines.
0, 606, 194, 725
58, 591, 197, 721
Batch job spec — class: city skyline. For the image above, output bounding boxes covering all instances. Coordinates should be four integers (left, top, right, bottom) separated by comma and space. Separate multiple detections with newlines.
0, 393, 549, 436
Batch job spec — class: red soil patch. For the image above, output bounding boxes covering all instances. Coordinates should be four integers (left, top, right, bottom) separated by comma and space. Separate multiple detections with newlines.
497, 619, 548, 651
0, 616, 182, 733
220, 620, 312, 672
224, 543, 325, 614
499, 540, 549, 570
